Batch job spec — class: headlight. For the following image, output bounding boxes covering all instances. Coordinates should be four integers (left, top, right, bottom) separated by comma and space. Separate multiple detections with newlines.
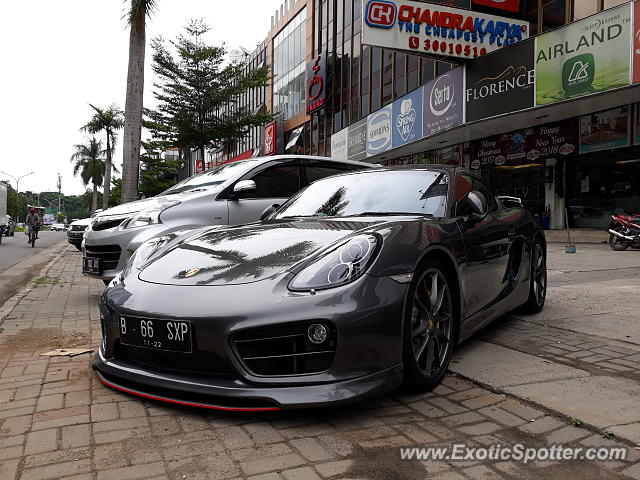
120, 235, 172, 280
125, 201, 180, 229
289, 235, 380, 291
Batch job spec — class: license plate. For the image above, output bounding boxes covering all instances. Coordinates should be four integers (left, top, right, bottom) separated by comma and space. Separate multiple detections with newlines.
119, 317, 192, 353
69, 232, 83, 238
83, 257, 101, 274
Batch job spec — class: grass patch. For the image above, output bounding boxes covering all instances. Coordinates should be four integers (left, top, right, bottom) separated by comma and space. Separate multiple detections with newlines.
33, 276, 60, 286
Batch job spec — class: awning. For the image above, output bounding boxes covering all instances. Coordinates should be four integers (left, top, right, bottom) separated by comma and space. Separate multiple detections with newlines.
285, 126, 304, 150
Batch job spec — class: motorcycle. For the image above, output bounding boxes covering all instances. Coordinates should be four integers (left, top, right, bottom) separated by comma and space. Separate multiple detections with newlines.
608, 214, 640, 251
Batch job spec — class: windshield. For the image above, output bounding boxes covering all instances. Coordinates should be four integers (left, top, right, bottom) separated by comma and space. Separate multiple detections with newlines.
274, 170, 449, 219
162, 159, 258, 194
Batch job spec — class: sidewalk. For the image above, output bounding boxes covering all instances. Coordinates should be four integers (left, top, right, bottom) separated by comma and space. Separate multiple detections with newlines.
1, 246, 640, 480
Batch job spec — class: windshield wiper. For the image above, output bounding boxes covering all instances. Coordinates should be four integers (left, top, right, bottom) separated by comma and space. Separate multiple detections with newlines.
341, 212, 433, 217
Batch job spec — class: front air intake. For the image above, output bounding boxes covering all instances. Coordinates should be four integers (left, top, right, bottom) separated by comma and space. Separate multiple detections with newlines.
233, 321, 336, 377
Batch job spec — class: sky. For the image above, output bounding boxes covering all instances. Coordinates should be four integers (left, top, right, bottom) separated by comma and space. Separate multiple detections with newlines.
0, 0, 280, 196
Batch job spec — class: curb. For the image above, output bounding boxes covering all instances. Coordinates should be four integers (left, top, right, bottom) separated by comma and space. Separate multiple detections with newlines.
0, 243, 71, 326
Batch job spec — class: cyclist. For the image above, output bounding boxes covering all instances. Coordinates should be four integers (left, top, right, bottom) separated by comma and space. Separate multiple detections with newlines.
25, 207, 41, 243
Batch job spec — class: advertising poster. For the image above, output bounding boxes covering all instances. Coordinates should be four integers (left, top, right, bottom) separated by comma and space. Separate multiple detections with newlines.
264, 121, 277, 156
535, 4, 632, 106
579, 106, 631, 153
347, 119, 368, 161
392, 88, 423, 148
634, 0, 640, 83
330, 127, 349, 159
367, 105, 393, 156
465, 40, 535, 122
470, 119, 578, 170
362, 0, 529, 60
423, 67, 464, 136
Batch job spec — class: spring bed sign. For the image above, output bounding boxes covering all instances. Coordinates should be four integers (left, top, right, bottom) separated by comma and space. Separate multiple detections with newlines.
362, 0, 529, 59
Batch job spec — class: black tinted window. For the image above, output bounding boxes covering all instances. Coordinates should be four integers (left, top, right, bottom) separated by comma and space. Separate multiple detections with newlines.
305, 165, 349, 184
246, 165, 301, 198
275, 170, 449, 218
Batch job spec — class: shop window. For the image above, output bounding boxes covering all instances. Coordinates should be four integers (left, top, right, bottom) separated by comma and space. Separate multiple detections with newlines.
420, 58, 435, 85
542, 0, 568, 32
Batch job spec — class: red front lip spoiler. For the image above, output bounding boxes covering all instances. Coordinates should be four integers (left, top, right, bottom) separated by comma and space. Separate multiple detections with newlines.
95, 371, 281, 412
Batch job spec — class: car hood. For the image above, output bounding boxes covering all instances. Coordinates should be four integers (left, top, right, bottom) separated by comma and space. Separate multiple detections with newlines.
137, 219, 383, 286
94, 187, 221, 218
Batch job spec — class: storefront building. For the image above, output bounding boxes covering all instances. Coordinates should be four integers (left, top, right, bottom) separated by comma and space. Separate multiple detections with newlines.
210, 0, 639, 229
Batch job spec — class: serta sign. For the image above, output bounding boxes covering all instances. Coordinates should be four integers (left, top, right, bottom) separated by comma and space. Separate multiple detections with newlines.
367, 106, 392, 156
423, 67, 464, 136
535, 4, 631, 105
363, 0, 529, 60
466, 40, 535, 122
633, 0, 640, 84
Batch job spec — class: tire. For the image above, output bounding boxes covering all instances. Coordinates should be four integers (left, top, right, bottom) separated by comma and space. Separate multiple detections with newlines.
30, 232, 36, 248
521, 239, 547, 314
74, 245, 82, 251
609, 229, 630, 251
402, 259, 459, 391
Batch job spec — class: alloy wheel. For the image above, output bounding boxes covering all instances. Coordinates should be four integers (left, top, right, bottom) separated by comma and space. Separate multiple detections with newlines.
410, 268, 453, 379
532, 244, 546, 306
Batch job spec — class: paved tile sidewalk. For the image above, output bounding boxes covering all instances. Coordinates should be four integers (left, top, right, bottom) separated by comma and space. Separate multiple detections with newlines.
1, 248, 640, 480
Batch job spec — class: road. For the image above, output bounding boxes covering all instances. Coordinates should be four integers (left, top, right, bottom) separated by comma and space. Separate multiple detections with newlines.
0, 230, 68, 307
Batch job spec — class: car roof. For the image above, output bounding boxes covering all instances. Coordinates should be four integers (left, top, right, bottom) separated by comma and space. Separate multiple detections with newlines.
306, 163, 459, 179
249, 155, 377, 169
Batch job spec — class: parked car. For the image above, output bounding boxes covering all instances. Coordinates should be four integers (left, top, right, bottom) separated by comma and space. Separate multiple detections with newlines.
51, 223, 66, 232
83, 156, 375, 284
94, 165, 547, 410
0, 185, 6, 242
67, 218, 92, 250
4, 215, 15, 236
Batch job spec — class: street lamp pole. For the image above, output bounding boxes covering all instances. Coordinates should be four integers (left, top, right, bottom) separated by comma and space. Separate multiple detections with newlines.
0, 171, 35, 222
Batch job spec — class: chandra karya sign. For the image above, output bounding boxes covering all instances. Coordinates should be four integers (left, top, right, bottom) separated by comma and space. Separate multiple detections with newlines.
362, 0, 528, 60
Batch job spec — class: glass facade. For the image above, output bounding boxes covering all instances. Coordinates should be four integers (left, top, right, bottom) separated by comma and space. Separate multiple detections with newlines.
273, 7, 307, 120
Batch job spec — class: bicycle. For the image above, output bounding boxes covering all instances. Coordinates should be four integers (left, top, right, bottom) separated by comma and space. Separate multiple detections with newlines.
27, 226, 38, 248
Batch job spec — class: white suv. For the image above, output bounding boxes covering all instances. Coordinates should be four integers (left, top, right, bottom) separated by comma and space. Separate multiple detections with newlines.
83, 155, 374, 283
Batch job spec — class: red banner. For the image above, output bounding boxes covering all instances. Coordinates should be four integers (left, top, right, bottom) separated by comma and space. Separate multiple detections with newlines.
634, 1, 640, 83
264, 122, 277, 156
195, 159, 204, 173
472, 0, 519, 13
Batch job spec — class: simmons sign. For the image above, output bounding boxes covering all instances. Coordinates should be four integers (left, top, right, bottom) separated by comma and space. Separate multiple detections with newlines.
363, 0, 529, 60
367, 106, 392, 156
423, 67, 464, 136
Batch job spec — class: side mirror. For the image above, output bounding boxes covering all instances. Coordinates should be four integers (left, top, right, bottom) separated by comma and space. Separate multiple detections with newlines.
232, 180, 256, 197
260, 204, 280, 221
497, 196, 522, 208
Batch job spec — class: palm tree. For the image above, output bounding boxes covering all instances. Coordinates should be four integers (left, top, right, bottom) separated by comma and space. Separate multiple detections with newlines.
71, 138, 105, 213
122, 0, 158, 204
82, 104, 124, 209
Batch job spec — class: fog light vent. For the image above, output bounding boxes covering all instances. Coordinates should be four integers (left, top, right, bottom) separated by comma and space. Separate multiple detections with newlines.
308, 324, 328, 344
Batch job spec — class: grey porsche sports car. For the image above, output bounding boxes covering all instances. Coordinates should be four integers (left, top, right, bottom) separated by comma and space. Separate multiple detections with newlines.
94, 165, 546, 411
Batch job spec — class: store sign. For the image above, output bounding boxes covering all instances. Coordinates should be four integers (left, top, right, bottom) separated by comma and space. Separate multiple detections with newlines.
392, 88, 423, 147
423, 67, 464, 136
264, 121, 277, 156
579, 106, 631, 153
635, 103, 640, 145
465, 40, 535, 122
634, 0, 640, 83
331, 128, 349, 159
348, 119, 368, 160
306, 54, 327, 114
535, 4, 632, 106
195, 158, 204, 173
367, 106, 392, 156
472, 0, 519, 13
362, 0, 529, 60
469, 119, 578, 170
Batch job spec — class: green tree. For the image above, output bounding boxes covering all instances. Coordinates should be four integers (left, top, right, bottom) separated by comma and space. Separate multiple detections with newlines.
122, 0, 158, 204
139, 141, 181, 197
70, 137, 105, 213
146, 19, 273, 167
82, 104, 124, 209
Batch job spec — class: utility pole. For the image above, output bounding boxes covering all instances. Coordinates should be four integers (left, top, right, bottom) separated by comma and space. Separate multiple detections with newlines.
0, 170, 35, 222
57, 173, 62, 221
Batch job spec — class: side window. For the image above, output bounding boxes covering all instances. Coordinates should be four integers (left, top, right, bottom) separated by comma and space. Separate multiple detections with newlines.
246, 164, 301, 199
304, 165, 349, 184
